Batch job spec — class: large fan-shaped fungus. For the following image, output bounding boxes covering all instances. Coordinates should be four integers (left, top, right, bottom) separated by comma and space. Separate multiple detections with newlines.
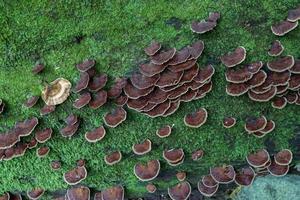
210, 165, 236, 184
66, 186, 90, 200
246, 149, 270, 168
234, 167, 256, 186
134, 160, 160, 181
184, 108, 208, 128
168, 181, 191, 200
220, 46, 246, 68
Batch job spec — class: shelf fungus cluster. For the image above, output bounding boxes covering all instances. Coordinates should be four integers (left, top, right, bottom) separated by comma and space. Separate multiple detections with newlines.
244, 116, 275, 138
246, 149, 293, 177
121, 40, 214, 118
271, 6, 300, 36
222, 46, 300, 108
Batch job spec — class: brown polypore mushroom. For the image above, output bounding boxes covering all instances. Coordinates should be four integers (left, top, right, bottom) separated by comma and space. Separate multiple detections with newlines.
73, 92, 91, 109
114, 93, 128, 106
247, 70, 267, 88
288, 74, 300, 89
103, 107, 127, 128
89, 90, 107, 109
101, 186, 124, 200
225, 68, 253, 83
130, 71, 160, 89
202, 174, 218, 188
143, 100, 171, 118
14, 117, 39, 137
272, 96, 287, 109
156, 125, 172, 138
41, 78, 72, 105
23, 96, 39, 108
51, 160, 61, 170
184, 108, 208, 128
27, 188, 44, 200
63, 166, 87, 185
36, 146, 50, 158
176, 171, 186, 181
151, 48, 176, 65
248, 86, 277, 102
74, 72, 90, 93
40, 104, 55, 116
267, 55, 294, 72
104, 151, 122, 165
88, 73, 107, 92
65, 114, 78, 125
155, 69, 184, 87
188, 40, 205, 60
107, 77, 127, 98
271, 20, 298, 36
274, 149, 293, 165
76, 59, 95, 72
168, 181, 191, 200
267, 160, 289, 177
244, 116, 267, 133
285, 92, 298, 104
198, 181, 219, 197
66, 186, 90, 200
226, 82, 249, 96
0, 192, 9, 200
191, 149, 204, 161
287, 6, 300, 22
163, 148, 185, 165
207, 11, 221, 22
246, 149, 270, 168
60, 121, 80, 138
191, 20, 217, 34
268, 40, 284, 56
134, 159, 160, 181
9, 193, 22, 200
146, 183, 157, 193
132, 139, 152, 155
85, 126, 106, 143
144, 41, 161, 56
220, 46, 246, 68
222, 117, 236, 128
210, 165, 236, 184
35, 128, 52, 143
167, 59, 197, 73
168, 47, 190, 66
234, 166, 256, 186
139, 62, 167, 77
76, 159, 86, 167
193, 64, 215, 83
290, 59, 300, 74
124, 81, 154, 99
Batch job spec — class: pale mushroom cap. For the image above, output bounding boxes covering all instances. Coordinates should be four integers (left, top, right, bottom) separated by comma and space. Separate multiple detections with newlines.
42, 78, 72, 105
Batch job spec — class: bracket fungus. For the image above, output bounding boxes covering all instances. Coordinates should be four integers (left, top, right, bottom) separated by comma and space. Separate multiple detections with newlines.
63, 166, 87, 185
27, 188, 44, 200
144, 41, 161, 56
287, 6, 300, 22
210, 165, 236, 184
271, 20, 298, 36
40, 104, 55, 116
267, 160, 290, 177
176, 171, 186, 181
274, 149, 293, 165
268, 40, 284, 56
272, 96, 287, 109
163, 148, 185, 165
222, 117, 236, 128
132, 139, 152, 155
191, 149, 204, 161
36, 146, 50, 158
156, 125, 172, 138
220, 46, 246, 68
146, 183, 157, 193
202, 174, 218, 188
184, 108, 208, 128
76, 59, 95, 72
267, 55, 294, 72
190, 12, 220, 34
104, 151, 122, 165
244, 116, 267, 133
23, 96, 39, 108
151, 48, 176, 65
103, 107, 127, 128
88, 73, 107, 92
107, 77, 127, 98
198, 181, 219, 197
226, 82, 249, 96
60, 120, 80, 138
246, 149, 270, 168
51, 160, 61, 170
85, 126, 106, 143
130, 71, 160, 90
134, 159, 160, 181
234, 167, 256, 186
168, 181, 191, 200
35, 128, 52, 143
66, 186, 90, 200
101, 186, 124, 200
41, 78, 71, 106
73, 92, 91, 109
89, 90, 107, 109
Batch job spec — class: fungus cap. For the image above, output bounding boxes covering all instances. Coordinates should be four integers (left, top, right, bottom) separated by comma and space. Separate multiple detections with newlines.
168, 59, 197, 73
222, 117, 236, 128
176, 171, 186, 181
226, 82, 249, 96
163, 148, 185, 163
144, 41, 161, 56
156, 125, 172, 138
184, 108, 208, 128
190, 20, 217, 34
139, 62, 167, 77
40, 104, 55, 116
35, 128, 52, 143
268, 40, 284, 56
259, 120, 276, 134
225, 68, 253, 83
146, 183, 157, 193
76, 59, 95, 72
107, 78, 127, 98
103, 107, 127, 128
60, 122, 80, 138
191, 149, 204, 161
197, 181, 219, 197
244, 116, 267, 133
101, 186, 124, 200
155, 69, 184, 87
193, 64, 215, 83
274, 149, 293, 165
271, 20, 298, 36
85, 126, 106, 143
248, 86, 277, 102
124, 81, 154, 99
73, 92, 91, 109
143, 100, 171, 118
23, 96, 39, 108
63, 166, 87, 185
267, 160, 289, 177
130, 72, 160, 89
88, 74, 107, 92
66, 186, 90, 200
27, 188, 45, 200
168, 181, 191, 200
288, 74, 300, 89
51, 160, 61, 170
220, 46, 246, 68
246, 149, 270, 168
74, 72, 90, 93
188, 40, 204, 60
202, 174, 218, 188
104, 151, 122, 165
41, 78, 72, 105
151, 48, 176, 65
287, 7, 300, 22
267, 55, 294, 72
168, 47, 190, 66
65, 114, 78, 126
132, 139, 152, 155
89, 90, 107, 109
247, 70, 267, 88
134, 160, 160, 181
272, 97, 287, 109
36, 146, 50, 158
290, 59, 300, 74
234, 167, 256, 186
210, 165, 236, 184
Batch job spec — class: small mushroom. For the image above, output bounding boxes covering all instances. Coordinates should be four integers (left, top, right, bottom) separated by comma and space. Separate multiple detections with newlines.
156, 125, 172, 138
202, 174, 218, 188
73, 92, 91, 109
130, 71, 160, 90
104, 151, 122, 165
66, 186, 90, 200
36, 146, 50, 158
40, 104, 55, 116
176, 171, 186, 181
143, 100, 171, 118
274, 149, 293, 165
85, 126, 106, 143
267, 55, 294, 72
76, 159, 86, 167
244, 116, 267, 133
191, 149, 204, 161
271, 20, 298, 36
247, 70, 267, 88
272, 96, 287, 109
132, 139, 152, 155
60, 121, 80, 138
89, 90, 107, 109
76, 59, 95, 72
146, 183, 157, 193
155, 69, 184, 87
151, 48, 176, 65
50, 160, 61, 170
139, 62, 167, 77
103, 107, 127, 128
234, 167, 256, 186
134, 159, 160, 181
107, 78, 127, 98
168, 59, 197, 73
184, 108, 208, 128
168, 181, 191, 200
41, 78, 72, 105
246, 149, 270, 168
167, 47, 190, 66
226, 82, 249, 96
35, 128, 52, 143
144, 41, 161, 56
88, 74, 107, 92
74, 72, 90, 93
124, 81, 154, 99
225, 68, 253, 83
220, 46, 246, 68
63, 166, 87, 185
197, 181, 219, 197
267, 159, 289, 177
290, 59, 300, 74
27, 188, 45, 200
222, 117, 236, 128
65, 114, 78, 125
288, 74, 300, 90
101, 186, 124, 200
268, 40, 284, 56
191, 20, 217, 34
248, 86, 277, 102
188, 40, 205, 60
23, 96, 39, 108
210, 165, 236, 184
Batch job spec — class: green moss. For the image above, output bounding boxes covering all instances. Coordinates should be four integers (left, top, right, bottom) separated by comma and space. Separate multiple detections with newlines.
0, 0, 300, 198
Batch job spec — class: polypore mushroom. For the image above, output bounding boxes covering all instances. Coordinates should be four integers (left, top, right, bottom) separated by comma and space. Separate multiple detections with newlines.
151, 48, 176, 65
132, 139, 152, 155
274, 149, 293, 165
156, 125, 172, 138
225, 68, 253, 83
143, 100, 171, 118
168, 59, 197, 73
193, 64, 215, 83
139, 62, 167, 77
163, 100, 181, 117
184, 108, 208, 128
101, 186, 124, 200
88, 74, 107, 92
40, 104, 55, 116
50, 160, 61, 170
74, 72, 90, 93
287, 6, 300, 22
248, 86, 277, 102
124, 81, 154, 99
168, 181, 191, 200
146, 87, 170, 104
191, 20, 217, 34
73, 92, 91, 109
76, 159, 86, 167
163, 148, 185, 165
267, 55, 294, 72
155, 69, 184, 87
288, 74, 300, 89
60, 121, 80, 138
198, 181, 219, 197
94, 192, 101, 200
36, 146, 50, 158
176, 171, 186, 181
269, 70, 291, 86
247, 70, 267, 88
76, 59, 95, 72
244, 116, 267, 133
27, 188, 45, 200
226, 83, 249, 96
41, 78, 72, 105
271, 20, 298, 36
272, 96, 287, 109
0, 192, 9, 200
144, 41, 161, 56
268, 40, 284, 56
146, 183, 157, 193
104, 151, 122, 165
130, 71, 160, 90
167, 47, 190, 66
63, 166, 87, 185
23, 96, 39, 108
210, 165, 236, 184
222, 117, 236, 128
107, 77, 127, 98
290, 59, 300, 74
134, 159, 160, 181
14, 117, 39, 137
267, 160, 289, 177
126, 97, 148, 111
114, 93, 128, 106
89, 90, 107, 109
66, 186, 90, 200
220, 46, 246, 68
9, 193, 22, 200
28, 138, 38, 149
191, 149, 204, 161
85, 126, 106, 143
188, 40, 205, 60
202, 174, 218, 188
207, 11, 221, 22
103, 107, 127, 128
234, 166, 256, 186
246, 149, 270, 168
32, 63, 45, 74
65, 114, 78, 125
35, 128, 52, 143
